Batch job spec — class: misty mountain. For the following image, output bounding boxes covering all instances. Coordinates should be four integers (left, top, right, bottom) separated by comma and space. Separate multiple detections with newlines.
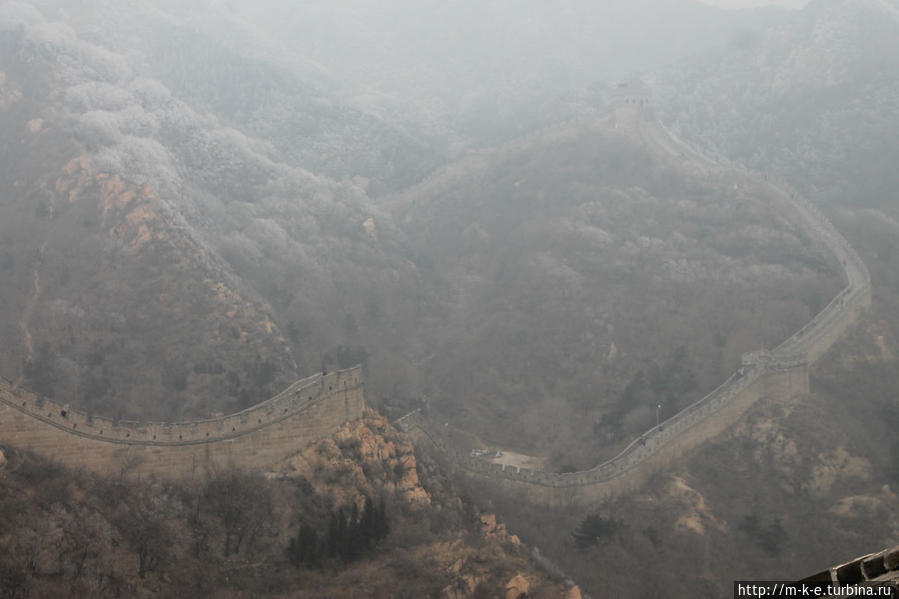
660, 0, 899, 209
206, 0, 787, 149
388, 110, 841, 466
3, 0, 899, 597
9, 0, 452, 192
0, 5, 421, 419
21, 0, 788, 166
0, 1, 844, 460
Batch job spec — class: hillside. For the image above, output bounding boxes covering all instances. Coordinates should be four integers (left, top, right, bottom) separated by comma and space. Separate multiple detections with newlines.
389, 109, 842, 468
0, 4, 844, 469
434, 1, 899, 593
4, 2, 897, 595
0, 48, 298, 419
0, 412, 579, 598
483, 314, 899, 598
660, 0, 899, 211
0, 6, 421, 420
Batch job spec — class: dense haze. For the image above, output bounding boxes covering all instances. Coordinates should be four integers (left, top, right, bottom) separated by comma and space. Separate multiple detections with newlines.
1, 0, 898, 597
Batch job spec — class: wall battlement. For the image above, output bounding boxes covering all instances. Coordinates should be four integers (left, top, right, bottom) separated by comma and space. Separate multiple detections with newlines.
0, 366, 365, 477
398, 108, 872, 508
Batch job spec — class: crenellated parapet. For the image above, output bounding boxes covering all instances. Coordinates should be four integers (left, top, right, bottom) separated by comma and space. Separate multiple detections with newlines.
0, 366, 365, 477
400, 110, 873, 508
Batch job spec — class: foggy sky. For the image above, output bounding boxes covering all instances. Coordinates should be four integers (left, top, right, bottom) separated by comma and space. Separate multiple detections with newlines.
696, 0, 808, 7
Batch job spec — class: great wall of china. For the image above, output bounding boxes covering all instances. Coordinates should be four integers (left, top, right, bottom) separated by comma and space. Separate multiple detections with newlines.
0, 365, 365, 477
396, 102, 873, 508
0, 96, 872, 503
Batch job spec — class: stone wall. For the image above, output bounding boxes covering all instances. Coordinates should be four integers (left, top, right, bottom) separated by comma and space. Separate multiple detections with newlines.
402, 363, 809, 508
0, 366, 364, 478
803, 545, 899, 586
397, 112, 873, 509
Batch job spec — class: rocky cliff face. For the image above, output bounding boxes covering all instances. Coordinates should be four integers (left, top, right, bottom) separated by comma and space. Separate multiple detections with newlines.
276, 411, 580, 598
281, 411, 432, 506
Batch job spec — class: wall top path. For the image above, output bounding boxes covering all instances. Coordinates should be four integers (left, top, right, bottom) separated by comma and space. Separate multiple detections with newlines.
0, 366, 363, 447
398, 105, 872, 493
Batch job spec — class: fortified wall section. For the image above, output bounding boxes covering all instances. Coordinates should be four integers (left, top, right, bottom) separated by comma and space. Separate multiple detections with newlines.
400, 357, 810, 507
0, 366, 364, 477
767, 191, 871, 365
398, 110, 873, 508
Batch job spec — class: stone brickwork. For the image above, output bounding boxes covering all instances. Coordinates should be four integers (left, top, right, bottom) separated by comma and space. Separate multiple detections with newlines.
803, 545, 899, 587
397, 108, 873, 508
0, 366, 365, 478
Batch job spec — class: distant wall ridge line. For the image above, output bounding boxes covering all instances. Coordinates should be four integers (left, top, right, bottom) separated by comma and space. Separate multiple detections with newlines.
397, 110, 872, 506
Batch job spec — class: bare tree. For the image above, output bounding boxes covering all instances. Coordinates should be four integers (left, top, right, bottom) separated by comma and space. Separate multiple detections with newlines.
201, 469, 273, 557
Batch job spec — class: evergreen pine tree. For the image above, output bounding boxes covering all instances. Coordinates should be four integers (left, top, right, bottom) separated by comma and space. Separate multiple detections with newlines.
375, 498, 389, 541
336, 509, 348, 561
326, 513, 339, 559
360, 496, 376, 550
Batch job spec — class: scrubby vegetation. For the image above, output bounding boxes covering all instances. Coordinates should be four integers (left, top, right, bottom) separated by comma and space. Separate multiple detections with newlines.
0, 415, 572, 598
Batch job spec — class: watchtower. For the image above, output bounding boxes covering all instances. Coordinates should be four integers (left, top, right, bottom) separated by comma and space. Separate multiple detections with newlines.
613, 79, 652, 108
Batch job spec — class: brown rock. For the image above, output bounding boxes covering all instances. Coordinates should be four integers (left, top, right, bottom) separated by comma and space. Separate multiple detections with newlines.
481, 512, 518, 543
565, 586, 583, 599
505, 573, 530, 599
480, 513, 498, 534
449, 558, 464, 575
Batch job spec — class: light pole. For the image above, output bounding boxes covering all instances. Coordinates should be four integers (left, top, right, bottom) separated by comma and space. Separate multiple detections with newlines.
657, 404, 661, 427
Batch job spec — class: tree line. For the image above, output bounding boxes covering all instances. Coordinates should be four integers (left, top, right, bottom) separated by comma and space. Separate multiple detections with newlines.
286, 495, 389, 567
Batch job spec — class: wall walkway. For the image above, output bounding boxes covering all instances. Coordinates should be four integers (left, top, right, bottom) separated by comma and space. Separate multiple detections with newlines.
397, 108, 872, 508
0, 366, 365, 478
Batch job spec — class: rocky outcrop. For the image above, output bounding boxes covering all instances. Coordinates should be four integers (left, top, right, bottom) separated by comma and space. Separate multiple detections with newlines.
481, 513, 521, 545
281, 410, 430, 506
505, 573, 531, 599
565, 586, 583, 599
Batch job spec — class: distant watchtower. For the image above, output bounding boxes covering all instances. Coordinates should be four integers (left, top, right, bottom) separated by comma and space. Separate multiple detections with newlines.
613, 79, 652, 108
